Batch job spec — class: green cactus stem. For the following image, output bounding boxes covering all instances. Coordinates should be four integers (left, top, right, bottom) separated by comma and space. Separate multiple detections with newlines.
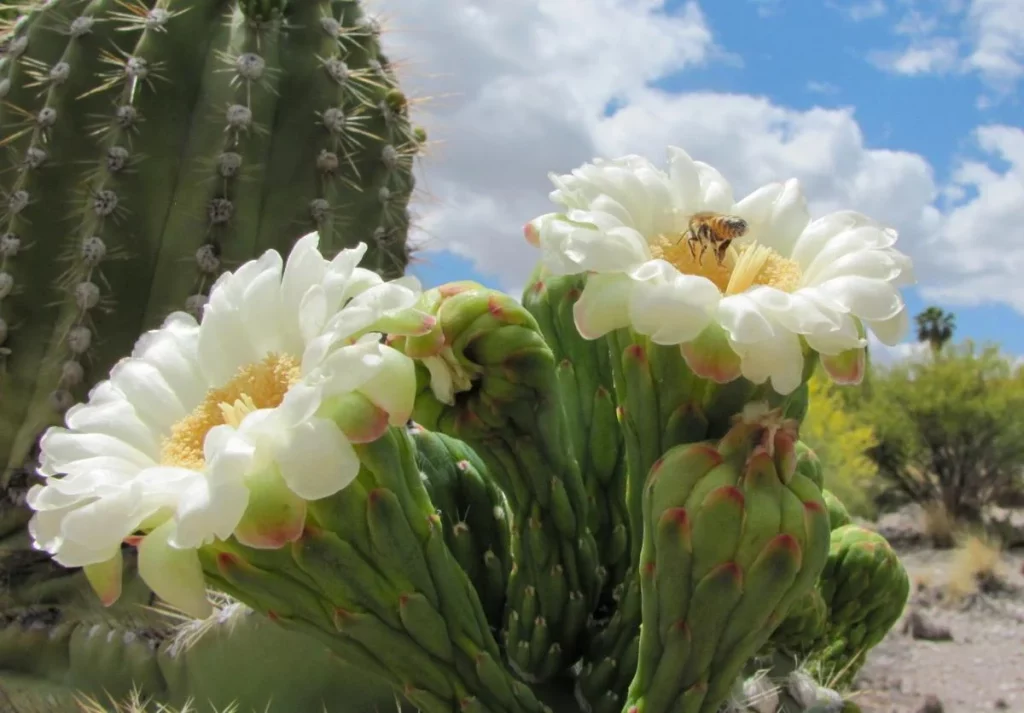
193, 426, 549, 713
822, 490, 851, 531
522, 267, 629, 609
410, 424, 512, 631
0, 0, 424, 486
0, 597, 407, 712
805, 525, 910, 688
389, 281, 603, 683
623, 407, 831, 713
576, 331, 813, 710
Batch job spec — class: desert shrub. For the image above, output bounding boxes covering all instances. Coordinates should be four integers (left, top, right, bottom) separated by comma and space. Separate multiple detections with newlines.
802, 368, 880, 517
859, 341, 1024, 520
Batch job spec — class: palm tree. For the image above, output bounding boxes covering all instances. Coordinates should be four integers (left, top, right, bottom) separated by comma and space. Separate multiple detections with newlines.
915, 306, 956, 353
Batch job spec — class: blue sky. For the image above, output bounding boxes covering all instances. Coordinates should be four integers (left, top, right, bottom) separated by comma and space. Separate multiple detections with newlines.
397, 0, 1024, 358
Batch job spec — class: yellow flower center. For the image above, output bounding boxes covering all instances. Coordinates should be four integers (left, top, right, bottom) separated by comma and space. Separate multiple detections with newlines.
161, 354, 301, 470
649, 234, 802, 295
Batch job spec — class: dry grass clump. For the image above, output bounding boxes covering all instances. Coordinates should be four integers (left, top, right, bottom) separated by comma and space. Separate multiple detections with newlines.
945, 533, 1006, 602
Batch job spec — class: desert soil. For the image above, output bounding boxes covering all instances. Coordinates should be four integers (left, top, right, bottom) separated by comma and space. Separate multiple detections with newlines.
851, 547, 1024, 713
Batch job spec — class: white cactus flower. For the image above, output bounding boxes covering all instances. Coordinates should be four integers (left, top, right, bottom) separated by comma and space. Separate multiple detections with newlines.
526, 146, 915, 394
27, 234, 433, 618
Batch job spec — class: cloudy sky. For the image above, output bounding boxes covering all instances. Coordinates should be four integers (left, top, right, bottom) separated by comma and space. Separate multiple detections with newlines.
373, 0, 1024, 361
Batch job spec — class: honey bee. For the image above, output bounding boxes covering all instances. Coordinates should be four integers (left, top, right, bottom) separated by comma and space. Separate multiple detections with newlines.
683, 211, 749, 265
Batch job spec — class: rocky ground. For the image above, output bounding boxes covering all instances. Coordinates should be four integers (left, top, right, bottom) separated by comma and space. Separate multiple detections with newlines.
850, 546, 1024, 713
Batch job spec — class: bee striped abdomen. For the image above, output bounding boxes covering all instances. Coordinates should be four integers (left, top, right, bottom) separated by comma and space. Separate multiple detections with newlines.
684, 212, 749, 264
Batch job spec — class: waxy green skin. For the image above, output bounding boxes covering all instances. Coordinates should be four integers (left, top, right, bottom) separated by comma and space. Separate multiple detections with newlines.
576, 328, 813, 710
410, 424, 512, 631
622, 415, 832, 713
521, 267, 629, 606
0, 0, 422, 485
809, 525, 910, 687
391, 282, 603, 684
195, 426, 548, 713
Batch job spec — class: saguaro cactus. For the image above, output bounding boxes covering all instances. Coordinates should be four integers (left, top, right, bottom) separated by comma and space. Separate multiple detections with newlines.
0, 0, 424, 481
17, 140, 918, 713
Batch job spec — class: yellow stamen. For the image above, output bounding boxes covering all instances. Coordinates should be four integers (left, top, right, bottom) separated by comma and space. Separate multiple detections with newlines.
649, 234, 802, 295
161, 354, 301, 470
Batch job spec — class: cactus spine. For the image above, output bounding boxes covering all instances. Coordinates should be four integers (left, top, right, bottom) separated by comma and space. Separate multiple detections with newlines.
0, 0, 424, 481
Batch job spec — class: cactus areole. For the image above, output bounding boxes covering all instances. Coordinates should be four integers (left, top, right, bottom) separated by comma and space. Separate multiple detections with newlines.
0, 0, 424, 480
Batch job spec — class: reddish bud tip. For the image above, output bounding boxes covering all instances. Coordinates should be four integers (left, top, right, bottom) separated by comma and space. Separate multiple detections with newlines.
422, 315, 437, 329
456, 459, 470, 471
123, 535, 142, 547
625, 344, 647, 362
368, 488, 386, 504
771, 533, 801, 554
216, 552, 239, 571
524, 222, 540, 246
718, 485, 746, 506
531, 280, 545, 293
691, 444, 725, 463
487, 295, 506, 319
671, 619, 690, 634
566, 288, 581, 301
650, 456, 665, 473
662, 507, 690, 528
267, 610, 279, 622
803, 500, 825, 513
399, 594, 410, 607
641, 561, 656, 577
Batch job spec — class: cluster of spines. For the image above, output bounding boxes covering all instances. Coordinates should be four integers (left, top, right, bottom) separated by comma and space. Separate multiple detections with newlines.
316, 1, 422, 277
0, 2, 120, 414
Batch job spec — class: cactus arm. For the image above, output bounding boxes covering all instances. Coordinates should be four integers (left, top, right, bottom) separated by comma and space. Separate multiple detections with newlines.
410, 424, 512, 631
0, 598, 408, 712
391, 282, 603, 682
521, 267, 629, 606
623, 414, 831, 713
574, 330, 814, 710
192, 426, 548, 713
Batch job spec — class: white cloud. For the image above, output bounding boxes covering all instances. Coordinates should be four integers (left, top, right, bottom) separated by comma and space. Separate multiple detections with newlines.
830, 0, 888, 21
868, 38, 961, 75
868, 0, 1024, 96
806, 80, 840, 94
749, 0, 783, 18
374, 0, 1024, 325
376, 0, 715, 282
965, 0, 1024, 91
920, 125, 1024, 310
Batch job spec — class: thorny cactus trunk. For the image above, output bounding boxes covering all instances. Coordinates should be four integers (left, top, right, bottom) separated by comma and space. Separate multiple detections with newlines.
0, 0, 423, 480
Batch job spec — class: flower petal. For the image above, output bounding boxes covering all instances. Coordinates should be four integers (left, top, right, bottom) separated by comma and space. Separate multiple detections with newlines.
805, 276, 905, 322
734, 179, 809, 256
233, 464, 307, 549
694, 161, 735, 213
138, 521, 211, 619
355, 346, 417, 425
274, 417, 360, 501
108, 359, 187, 434
730, 329, 806, 395
84, 550, 123, 607
716, 294, 777, 344
572, 273, 635, 339
864, 306, 910, 346
627, 263, 720, 345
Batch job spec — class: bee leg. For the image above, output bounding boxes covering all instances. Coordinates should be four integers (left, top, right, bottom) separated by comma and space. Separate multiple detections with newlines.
715, 239, 731, 265
686, 232, 701, 260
